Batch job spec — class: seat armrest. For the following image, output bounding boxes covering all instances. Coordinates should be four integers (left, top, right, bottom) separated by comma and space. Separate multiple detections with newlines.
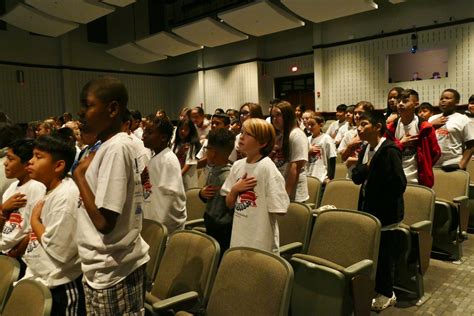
152, 291, 200, 312
185, 219, 204, 227
344, 259, 373, 277
145, 292, 160, 304
305, 202, 315, 209
453, 196, 469, 204
410, 220, 432, 232
280, 242, 303, 255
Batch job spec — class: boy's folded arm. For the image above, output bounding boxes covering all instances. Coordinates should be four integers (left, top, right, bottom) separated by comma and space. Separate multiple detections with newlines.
74, 173, 118, 234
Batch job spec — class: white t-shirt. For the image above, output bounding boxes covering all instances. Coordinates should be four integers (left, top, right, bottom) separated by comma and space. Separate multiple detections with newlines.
221, 157, 289, 255
326, 120, 346, 139
271, 128, 309, 202
429, 113, 474, 166
175, 143, 199, 190
129, 133, 151, 174
338, 129, 365, 178
77, 132, 150, 289
143, 148, 187, 233
307, 133, 337, 182
395, 117, 419, 183
22, 177, 82, 288
196, 119, 211, 143
228, 133, 241, 163
0, 180, 45, 253
133, 127, 143, 140
334, 122, 350, 144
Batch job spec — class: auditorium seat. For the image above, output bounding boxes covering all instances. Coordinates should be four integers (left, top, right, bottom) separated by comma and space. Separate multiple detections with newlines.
393, 184, 435, 302
176, 247, 293, 316
145, 230, 220, 315
291, 209, 380, 315
278, 202, 313, 258
306, 175, 322, 209
320, 179, 360, 210
2, 279, 52, 316
431, 168, 470, 261
185, 188, 206, 230
0, 256, 20, 313
141, 219, 168, 291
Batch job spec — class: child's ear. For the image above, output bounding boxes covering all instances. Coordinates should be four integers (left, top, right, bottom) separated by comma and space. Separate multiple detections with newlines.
54, 160, 66, 175
375, 122, 383, 134
108, 101, 120, 118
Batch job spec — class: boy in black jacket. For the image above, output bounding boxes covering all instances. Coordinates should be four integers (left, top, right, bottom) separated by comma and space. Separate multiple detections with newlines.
352, 110, 407, 311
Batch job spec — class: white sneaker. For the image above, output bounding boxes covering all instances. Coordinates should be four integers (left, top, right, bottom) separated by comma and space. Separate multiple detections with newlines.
371, 292, 397, 311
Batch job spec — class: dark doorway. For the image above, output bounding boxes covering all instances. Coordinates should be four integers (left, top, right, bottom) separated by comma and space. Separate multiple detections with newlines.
274, 74, 315, 111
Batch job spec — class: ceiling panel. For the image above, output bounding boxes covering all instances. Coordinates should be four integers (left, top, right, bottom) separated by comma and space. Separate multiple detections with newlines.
25, 0, 114, 24
281, 0, 378, 23
136, 32, 203, 57
172, 17, 248, 48
0, 3, 79, 37
107, 43, 167, 64
102, 0, 136, 7
218, 0, 304, 37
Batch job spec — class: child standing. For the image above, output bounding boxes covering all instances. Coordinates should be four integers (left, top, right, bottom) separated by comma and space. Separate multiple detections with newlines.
385, 89, 440, 187
352, 110, 407, 311
270, 101, 309, 202
173, 119, 201, 190
73, 76, 149, 314
429, 89, 474, 170
23, 134, 85, 315
306, 115, 337, 184
199, 128, 235, 254
417, 102, 435, 121
142, 117, 187, 234
222, 118, 289, 255
0, 139, 45, 274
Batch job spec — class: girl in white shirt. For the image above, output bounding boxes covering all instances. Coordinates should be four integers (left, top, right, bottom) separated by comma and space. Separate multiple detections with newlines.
270, 101, 309, 202
173, 119, 201, 190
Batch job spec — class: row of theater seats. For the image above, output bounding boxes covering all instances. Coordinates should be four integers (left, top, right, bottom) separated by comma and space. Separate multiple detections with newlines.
0, 166, 470, 316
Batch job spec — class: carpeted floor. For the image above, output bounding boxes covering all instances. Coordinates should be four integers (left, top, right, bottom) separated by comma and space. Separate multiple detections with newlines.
378, 237, 474, 315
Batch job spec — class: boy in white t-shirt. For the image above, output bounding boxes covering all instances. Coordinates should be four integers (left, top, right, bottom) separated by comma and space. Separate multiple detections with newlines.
429, 89, 474, 170
0, 139, 45, 276
326, 104, 348, 139
142, 117, 187, 234
23, 134, 85, 315
222, 118, 289, 255
74, 76, 150, 314
306, 116, 337, 183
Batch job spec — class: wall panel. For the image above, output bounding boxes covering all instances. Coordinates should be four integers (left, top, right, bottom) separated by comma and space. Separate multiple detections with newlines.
318, 23, 474, 112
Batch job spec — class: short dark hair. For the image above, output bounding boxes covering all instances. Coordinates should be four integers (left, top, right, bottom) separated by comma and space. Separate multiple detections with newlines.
130, 110, 142, 121
468, 95, 474, 104
355, 101, 375, 112
80, 76, 128, 108
211, 113, 230, 126
360, 110, 386, 136
208, 128, 235, 156
34, 135, 76, 178
419, 102, 434, 112
400, 89, 419, 101
9, 138, 35, 164
151, 117, 174, 143
336, 104, 347, 112
53, 127, 76, 148
0, 123, 23, 148
442, 88, 460, 103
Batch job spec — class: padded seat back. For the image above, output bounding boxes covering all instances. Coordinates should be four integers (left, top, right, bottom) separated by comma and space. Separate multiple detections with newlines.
151, 230, 220, 306
278, 202, 313, 253
403, 184, 435, 227
307, 209, 381, 279
2, 279, 52, 316
0, 256, 20, 313
185, 188, 206, 222
306, 176, 322, 206
320, 179, 360, 210
432, 169, 469, 200
206, 247, 293, 316
141, 219, 168, 287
